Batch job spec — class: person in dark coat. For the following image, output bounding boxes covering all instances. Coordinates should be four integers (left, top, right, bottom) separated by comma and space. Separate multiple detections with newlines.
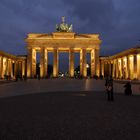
124, 82, 132, 95
105, 76, 114, 101
105, 76, 109, 87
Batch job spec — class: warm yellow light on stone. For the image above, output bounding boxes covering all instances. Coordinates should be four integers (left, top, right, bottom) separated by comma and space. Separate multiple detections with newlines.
2, 58, 7, 76
53, 49, 58, 77
129, 55, 134, 79
26, 30, 101, 78
91, 49, 95, 77
137, 54, 140, 80
123, 57, 127, 62
69, 49, 74, 77
86, 64, 89, 68
129, 55, 133, 60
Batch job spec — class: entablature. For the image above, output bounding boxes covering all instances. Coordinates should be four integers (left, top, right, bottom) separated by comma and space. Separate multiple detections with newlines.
26, 32, 101, 41
25, 32, 101, 51
26, 39, 100, 47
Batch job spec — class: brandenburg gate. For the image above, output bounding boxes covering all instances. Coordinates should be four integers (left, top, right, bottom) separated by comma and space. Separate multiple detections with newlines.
26, 17, 101, 78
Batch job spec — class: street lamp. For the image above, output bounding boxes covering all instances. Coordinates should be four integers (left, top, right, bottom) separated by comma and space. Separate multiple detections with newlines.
86, 64, 89, 68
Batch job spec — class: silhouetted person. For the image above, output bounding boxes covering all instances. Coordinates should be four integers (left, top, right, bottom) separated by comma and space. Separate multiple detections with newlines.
37, 74, 40, 80
15, 74, 18, 81
124, 82, 132, 95
105, 76, 109, 87
105, 76, 114, 101
23, 75, 27, 81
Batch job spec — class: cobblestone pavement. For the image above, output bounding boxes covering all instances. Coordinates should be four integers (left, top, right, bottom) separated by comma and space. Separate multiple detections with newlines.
0, 79, 140, 98
0, 79, 16, 85
0, 91, 140, 140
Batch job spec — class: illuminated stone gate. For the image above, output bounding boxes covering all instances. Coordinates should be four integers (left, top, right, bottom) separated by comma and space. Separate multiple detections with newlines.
26, 17, 101, 78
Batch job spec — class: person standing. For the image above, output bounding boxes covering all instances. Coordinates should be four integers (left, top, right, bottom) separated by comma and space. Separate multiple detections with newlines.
106, 76, 114, 101
105, 76, 109, 87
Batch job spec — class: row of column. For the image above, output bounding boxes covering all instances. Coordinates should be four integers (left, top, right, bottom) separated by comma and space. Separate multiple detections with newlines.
101, 54, 140, 80
0, 56, 25, 79
27, 48, 100, 78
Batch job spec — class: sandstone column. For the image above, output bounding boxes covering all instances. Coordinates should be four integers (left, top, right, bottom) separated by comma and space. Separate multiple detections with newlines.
121, 58, 123, 78
90, 49, 95, 77
109, 61, 112, 76
118, 59, 121, 78
119, 59, 121, 78
133, 54, 137, 79
40, 48, 44, 78
9, 59, 13, 78
116, 59, 119, 78
100, 60, 104, 77
80, 49, 87, 77
32, 49, 36, 78
11, 61, 13, 78
95, 48, 100, 76
127, 56, 130, 79
137, 54, 140, 80
53, 48, 58, 77
27, 48, 36, 78
44, 49, 48, 78
80, 50, 83, 76
22, 61, 25, 78
40, 48, 48, 78
0, 57, 3, 79
83, 49, 87, 77
7, 59, 9, 76
69, 49, 74, 77
18, 61, 22, 76
6, 58, 8, 76
14, 61, 17, 78
112, 60, 115, 78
